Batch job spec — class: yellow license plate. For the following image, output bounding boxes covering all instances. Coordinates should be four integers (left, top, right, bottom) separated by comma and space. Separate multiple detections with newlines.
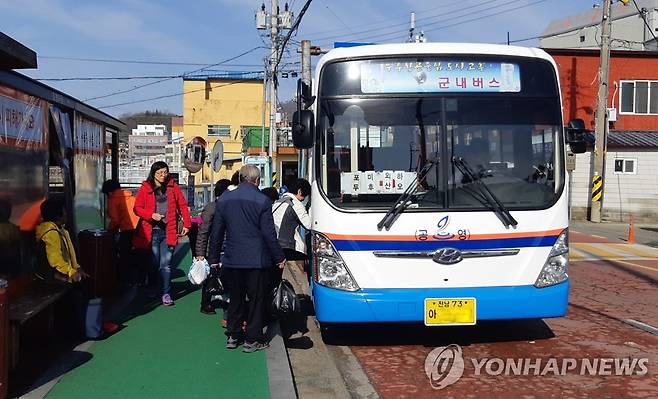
424, 298, 476, 326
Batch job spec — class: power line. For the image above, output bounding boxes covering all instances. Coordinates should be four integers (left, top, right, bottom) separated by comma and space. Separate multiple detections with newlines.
423, 0, 547, 35
97, 80, 246, 110
35, 68, 298, 82
38, 55, 263, 67
84, 46, 265, 102
275, 0, 314, 72
323, 0, 546, 46
303, 0, 484, 39
36, 75, 182, 82
319, 0, 354, 35
632, 0, 658, 44
308, 0, 510, 44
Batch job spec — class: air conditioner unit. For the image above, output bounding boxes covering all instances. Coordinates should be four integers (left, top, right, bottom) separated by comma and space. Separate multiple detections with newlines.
607, 107, 617, 122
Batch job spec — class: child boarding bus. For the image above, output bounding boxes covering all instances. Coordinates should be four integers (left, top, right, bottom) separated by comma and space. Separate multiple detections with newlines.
291, 43, 584, 329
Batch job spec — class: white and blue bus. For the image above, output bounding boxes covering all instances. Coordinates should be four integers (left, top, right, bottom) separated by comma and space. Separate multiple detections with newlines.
292, 43, 583, 328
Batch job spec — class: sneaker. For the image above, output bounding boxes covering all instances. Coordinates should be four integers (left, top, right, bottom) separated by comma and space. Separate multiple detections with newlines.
242, 341, 269, 353
102, 322, 120, 334
226, 336, 243, 349
162, 294, 174, 306
200, 306, 216, 315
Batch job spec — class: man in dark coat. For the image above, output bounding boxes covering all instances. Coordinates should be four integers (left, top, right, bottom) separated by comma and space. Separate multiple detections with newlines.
208, 165, 285, 353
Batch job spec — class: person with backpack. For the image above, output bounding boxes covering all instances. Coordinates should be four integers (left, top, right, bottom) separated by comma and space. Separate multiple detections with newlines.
132, 161, 191, 306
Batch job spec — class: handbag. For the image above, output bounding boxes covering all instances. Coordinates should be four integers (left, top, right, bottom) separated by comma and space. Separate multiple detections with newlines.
270, 279, 300, 315
204, 267, 224, 296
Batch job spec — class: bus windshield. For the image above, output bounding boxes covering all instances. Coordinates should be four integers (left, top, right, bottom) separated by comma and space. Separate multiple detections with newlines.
318, 55, 564, 212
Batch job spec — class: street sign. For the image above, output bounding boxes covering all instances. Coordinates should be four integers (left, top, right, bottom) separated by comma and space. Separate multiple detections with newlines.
211, 140, 223, 172
184, 136, 207, 173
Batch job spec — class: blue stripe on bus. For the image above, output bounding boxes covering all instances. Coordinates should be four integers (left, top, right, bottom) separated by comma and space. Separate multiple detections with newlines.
331, 235, 559, 251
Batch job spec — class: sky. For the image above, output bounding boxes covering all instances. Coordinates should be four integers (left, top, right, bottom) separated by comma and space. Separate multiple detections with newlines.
1, 0, 602, 118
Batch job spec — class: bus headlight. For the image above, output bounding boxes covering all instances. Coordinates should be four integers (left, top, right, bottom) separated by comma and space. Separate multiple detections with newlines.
534, 229, 569, 288
313, 233, 359, 292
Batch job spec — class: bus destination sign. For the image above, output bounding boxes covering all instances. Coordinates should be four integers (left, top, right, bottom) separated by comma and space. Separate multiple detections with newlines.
360, 60, 521, 94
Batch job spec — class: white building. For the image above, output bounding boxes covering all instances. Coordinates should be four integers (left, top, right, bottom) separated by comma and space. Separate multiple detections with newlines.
540, 0, 658, 51
131, 124, 167, 136
128, 124, 169, 163
569, 134, 658, 222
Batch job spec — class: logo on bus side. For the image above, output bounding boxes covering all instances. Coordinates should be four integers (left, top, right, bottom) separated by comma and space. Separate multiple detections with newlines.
415, 216, 470, 241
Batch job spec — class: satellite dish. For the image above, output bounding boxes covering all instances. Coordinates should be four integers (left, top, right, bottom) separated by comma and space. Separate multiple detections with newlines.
211, 140, 224, 172
184, 136, 207, 173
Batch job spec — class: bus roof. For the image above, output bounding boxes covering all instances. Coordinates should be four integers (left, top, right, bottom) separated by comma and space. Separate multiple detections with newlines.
316, 42, 556, 75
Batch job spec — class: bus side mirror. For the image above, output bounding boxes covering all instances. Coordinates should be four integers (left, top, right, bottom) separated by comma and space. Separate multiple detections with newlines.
569, 141, 587, 154
565, 118, 588, 154
292, 110, 315, 149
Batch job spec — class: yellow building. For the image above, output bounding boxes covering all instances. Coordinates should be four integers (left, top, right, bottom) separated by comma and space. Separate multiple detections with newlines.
183, 72, 268, 183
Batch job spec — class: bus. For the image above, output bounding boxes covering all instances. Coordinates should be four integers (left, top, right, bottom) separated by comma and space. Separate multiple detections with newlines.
292, 43, 581, 328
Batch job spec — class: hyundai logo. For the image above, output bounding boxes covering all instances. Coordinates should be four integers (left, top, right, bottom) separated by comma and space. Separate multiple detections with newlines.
432, 248, 463, 265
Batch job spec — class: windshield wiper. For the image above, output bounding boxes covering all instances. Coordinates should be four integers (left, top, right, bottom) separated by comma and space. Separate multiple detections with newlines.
452, 156, 518, 228
377, 157, 439, 231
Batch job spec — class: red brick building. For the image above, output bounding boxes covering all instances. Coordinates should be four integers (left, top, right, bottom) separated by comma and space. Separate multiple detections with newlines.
545, 48, 658, 221
547, 48, 658, 131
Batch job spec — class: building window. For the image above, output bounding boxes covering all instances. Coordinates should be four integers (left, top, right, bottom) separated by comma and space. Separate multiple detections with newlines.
613, 158, 636, 174
208, 125, 231, 136
619, 80, 658, 114
579, 35, 585, 43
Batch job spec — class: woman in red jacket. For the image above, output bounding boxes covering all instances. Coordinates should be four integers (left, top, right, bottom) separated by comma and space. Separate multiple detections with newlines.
133, 161, 191, 306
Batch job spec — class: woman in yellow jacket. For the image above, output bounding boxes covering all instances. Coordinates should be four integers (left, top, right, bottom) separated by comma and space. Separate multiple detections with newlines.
35, 198, 89, 283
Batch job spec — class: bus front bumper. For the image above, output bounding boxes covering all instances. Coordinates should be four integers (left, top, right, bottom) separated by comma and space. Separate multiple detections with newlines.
312, 280, 569, 323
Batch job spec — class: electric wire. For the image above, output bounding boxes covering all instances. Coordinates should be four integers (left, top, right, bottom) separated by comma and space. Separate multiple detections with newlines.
84, 46, 265, 102
632, 0, 658, 44
38, 55, 263, 67
97, 80, 247, 109
312, 0, 546, 47
307, 0, 513, 44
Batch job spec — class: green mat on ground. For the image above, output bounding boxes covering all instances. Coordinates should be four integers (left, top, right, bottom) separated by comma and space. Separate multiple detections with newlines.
46, 245, 270, 399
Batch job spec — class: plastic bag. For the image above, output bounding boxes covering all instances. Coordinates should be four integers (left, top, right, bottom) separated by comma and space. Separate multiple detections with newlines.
188, 258, 210, 285
204, 269, 224, 296
85, 298, 103, 339
270, 279, 300, 315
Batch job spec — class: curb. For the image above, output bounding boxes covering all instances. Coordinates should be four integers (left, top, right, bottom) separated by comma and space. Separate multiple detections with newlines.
266, 321, 298, 399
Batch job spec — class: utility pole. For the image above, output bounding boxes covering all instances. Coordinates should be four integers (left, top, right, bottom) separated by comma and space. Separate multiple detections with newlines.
270, 0, 279, 183
591, 0, 612, 223
261, 57, 268, 155
298, 39, 311, 179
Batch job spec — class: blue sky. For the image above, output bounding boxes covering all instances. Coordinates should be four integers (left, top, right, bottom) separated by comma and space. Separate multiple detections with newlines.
1, 0, 599, 117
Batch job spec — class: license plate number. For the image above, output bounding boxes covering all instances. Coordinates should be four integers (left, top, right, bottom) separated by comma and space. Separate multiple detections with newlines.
424, 298, 476, 326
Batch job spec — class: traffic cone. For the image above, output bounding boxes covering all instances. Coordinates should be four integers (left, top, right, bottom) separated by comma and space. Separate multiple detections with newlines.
627, 214, 635, 244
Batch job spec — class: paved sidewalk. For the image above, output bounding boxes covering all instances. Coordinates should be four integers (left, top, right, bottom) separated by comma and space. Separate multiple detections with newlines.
571, 220, 658, 247
23, 242, 294, 399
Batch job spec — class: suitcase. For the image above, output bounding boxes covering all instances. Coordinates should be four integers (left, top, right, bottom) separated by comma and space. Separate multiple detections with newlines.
77, 230, 116, 298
